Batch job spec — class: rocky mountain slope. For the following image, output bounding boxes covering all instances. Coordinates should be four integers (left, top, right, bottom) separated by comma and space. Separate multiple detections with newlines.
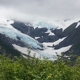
0, 18, 80, 60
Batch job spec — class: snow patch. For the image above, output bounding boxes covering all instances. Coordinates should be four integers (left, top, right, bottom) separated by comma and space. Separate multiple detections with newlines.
53, 37, 67, 46
40, 45, 72, 58
76, 22, 80, 28
13, 44, 42, 59
45, 30, 55, 36
35, 37, 40, 39
42, 37, 67, 47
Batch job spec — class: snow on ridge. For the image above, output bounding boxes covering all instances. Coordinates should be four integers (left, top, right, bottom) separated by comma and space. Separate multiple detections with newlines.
53, 37, 67, 46
42, 37, 67, 48
38, 45, 72, 60
31, 19, 79, 31
0, 17, 79, 31
45, 30, 55, 36
50, 18, 80, 31
35, 37, 40, 39
76, 22, 80, 28
32, 21, 57, 29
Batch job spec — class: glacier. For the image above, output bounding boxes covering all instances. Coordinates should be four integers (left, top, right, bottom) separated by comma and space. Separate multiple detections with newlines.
0, 19, 42, 49
32, 21, 57, 29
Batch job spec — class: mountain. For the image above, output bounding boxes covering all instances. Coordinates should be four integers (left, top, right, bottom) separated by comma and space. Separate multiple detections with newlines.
54, 21, 80, 55
0, 18, 80, 60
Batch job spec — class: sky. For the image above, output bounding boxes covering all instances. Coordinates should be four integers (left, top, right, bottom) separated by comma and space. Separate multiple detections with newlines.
0, 0, 80, 22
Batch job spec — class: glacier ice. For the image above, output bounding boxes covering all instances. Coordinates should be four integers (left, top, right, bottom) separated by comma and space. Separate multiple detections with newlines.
32, 21, 57, 29
0, 20, 42, 49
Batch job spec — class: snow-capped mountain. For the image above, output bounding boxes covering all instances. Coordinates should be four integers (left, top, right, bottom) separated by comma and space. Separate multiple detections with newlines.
32, 19, 79, 31
0, 18, 80, 60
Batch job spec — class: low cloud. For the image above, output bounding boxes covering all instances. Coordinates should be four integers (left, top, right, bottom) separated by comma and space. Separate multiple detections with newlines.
0, 0, 80, 22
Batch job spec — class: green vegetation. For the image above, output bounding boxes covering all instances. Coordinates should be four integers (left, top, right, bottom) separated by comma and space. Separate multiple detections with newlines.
0, 53, 80, 80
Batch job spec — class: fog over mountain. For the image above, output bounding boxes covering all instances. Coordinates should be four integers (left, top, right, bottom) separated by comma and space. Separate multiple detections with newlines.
0, 0, 80, 22
0, 0, 80, 59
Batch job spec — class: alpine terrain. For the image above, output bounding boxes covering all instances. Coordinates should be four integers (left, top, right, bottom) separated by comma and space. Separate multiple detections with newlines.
0, 18, 80, 60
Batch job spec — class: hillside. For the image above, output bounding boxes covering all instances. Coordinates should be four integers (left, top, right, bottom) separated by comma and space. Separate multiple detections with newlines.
0, 18, 80, 60
0, 54, 80, 80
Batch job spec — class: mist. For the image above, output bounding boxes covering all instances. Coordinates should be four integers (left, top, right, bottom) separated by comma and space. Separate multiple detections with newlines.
0, 0, 80, 22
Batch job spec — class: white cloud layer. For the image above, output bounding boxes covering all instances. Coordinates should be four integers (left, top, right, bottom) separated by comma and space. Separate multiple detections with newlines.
0, 0, 80, 22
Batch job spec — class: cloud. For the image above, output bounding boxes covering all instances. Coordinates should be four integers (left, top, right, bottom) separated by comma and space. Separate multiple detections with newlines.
0, 0, 80, 22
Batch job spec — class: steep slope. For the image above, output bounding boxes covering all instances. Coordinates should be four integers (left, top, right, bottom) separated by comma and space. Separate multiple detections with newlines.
0, 33, 21, 56
11, 19, 80, 58
54, 21, 80, 55
0, 18, 80, 60
12, 21, 59, 43
0, 19, 42, 49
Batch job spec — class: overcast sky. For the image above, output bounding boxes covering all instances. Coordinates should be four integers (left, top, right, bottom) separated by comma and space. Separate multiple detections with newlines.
0, 0, 80, 22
